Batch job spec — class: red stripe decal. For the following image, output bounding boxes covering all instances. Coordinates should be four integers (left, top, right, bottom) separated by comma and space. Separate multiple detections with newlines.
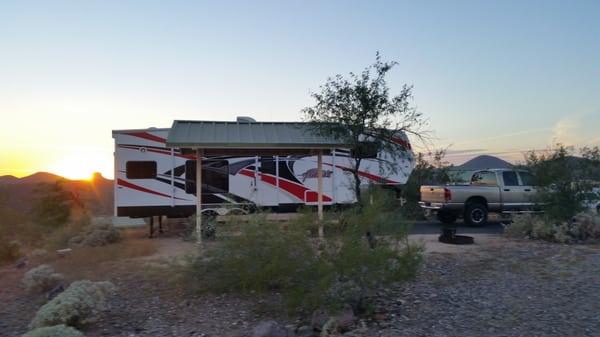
238, 169, 332, 202
117, 179, 189, 201
322, 162, 398, 184
126, 132, 167, 144
391, 136, 412, 150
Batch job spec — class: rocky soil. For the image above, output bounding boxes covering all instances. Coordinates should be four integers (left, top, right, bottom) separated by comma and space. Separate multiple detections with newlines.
2, 237, 599, 337
366, 238, 600, 337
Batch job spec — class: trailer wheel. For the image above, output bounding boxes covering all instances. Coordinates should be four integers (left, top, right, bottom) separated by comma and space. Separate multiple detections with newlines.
464, 203, 488, 226
437, 211, 457, 224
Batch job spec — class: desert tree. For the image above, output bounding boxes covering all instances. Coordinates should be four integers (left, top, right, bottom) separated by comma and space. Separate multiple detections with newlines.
32, 180, 73, 229
303, 53, 428, 201
524, 144, 600, 221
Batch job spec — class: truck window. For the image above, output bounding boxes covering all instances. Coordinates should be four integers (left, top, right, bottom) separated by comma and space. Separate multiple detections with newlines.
519, 172, 535, 186
502, 171, 519, 186
471, 171, 497, 186
126, 161, 157, 179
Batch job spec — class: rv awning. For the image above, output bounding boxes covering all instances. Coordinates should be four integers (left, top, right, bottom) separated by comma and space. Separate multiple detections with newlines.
166, 120, 346, 155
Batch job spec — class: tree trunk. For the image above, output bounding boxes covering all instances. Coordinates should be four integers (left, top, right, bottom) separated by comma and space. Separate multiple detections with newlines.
353, 158, 362, 204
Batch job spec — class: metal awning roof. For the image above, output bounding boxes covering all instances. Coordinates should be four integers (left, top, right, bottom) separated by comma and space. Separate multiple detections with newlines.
166, 120, 346, 152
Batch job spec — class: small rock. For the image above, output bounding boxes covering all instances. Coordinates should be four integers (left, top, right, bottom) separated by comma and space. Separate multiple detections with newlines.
295, 325, 316, 337
31, 249, 48, 258
251, 320, 293, 337
334, 304, 356, 332
14, 257, 28, 269
310, 309, 328, 331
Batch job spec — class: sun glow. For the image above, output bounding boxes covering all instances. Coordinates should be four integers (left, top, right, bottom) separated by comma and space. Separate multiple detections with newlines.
46, 149, 112, 180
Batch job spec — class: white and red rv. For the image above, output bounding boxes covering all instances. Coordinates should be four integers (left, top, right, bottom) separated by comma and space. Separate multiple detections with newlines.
112, 126, 414, 218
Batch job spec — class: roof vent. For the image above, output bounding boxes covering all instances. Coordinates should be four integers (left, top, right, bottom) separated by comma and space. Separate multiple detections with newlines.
236, 116, 256, 123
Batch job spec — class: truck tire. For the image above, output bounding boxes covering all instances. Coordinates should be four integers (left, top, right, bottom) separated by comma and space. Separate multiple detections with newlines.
464, 203, 488, 226
437, 211, 457, 224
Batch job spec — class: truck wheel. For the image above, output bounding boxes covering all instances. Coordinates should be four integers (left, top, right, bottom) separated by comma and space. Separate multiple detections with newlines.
464, 203, 488, 226
437, 211, 457, 224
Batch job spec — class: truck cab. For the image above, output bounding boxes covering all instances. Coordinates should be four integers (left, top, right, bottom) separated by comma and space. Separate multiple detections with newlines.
419, 169, 539, 226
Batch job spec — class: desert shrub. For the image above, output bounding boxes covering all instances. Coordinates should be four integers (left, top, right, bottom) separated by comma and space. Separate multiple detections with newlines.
23, 264, 64, 293
29, 280, 115, 329
524, 144, 600, 221
184, 195, 422, 313
32, 181, 73, 230
183, 215, 218, 241
45, 212, 92, 249
22, 324, 85, 337
68, 223, 120, 248
506, 213, 600, 244
0, 240, 23, 265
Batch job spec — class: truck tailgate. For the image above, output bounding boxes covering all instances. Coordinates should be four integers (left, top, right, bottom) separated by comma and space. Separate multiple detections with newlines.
420, 186, 448, 203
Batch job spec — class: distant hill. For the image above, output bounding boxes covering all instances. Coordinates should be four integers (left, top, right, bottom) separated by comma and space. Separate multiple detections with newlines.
0, 171, 65, 185
0, 172, 114, 216
0, 175, 19, 185
456, 155, 513, 170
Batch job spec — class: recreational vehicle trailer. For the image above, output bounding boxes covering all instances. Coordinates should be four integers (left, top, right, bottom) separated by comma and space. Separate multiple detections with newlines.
112, 123, 414, 218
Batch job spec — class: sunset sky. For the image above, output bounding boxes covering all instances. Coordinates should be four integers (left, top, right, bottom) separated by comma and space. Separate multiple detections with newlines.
1, 1, 599, 179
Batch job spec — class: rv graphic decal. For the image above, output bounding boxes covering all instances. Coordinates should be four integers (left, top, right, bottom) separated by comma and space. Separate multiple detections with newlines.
112, 128, 414, 217
300, 169, 333, 182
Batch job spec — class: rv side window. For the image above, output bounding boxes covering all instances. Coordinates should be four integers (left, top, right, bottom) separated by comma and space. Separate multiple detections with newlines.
350, 141, 379, 159
126, 161, 157, 179
185, 160, 229, 194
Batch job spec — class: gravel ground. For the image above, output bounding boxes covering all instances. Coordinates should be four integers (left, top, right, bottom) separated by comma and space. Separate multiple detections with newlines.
2, 237, 599, 337
366, 238, 600, 337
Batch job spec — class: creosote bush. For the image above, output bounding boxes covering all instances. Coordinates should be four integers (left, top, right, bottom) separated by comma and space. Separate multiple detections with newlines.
184, 188, 422, 313
506, 213, 600, 244
29, 280, 115, 329
22, 324, 85, 337
23, 264, 64, 293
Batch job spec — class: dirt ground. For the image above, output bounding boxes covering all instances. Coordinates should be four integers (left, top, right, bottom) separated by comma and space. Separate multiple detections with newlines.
2, 229, 599, 337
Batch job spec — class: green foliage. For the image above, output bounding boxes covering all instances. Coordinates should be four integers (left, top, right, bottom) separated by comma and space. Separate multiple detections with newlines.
0, 187, 43, 249
524, 144, 600, 221
29, 280, 115, 329
184, 194, 422, 313
22, 324, 85, 337
45, 213, 91, 249
505, 213, 600, 244
67, 223, 120, 248
303, 52, 426, 200
22, 264, 64, 293
0, 240, 22, 265
32, 181, 73, 229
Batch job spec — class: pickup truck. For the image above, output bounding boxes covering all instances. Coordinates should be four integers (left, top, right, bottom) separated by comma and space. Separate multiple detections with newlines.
418, 169, 539, 226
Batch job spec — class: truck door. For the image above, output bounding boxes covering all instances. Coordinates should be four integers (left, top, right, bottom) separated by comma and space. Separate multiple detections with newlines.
517, 171, 537, 210
500, 171, 533, 211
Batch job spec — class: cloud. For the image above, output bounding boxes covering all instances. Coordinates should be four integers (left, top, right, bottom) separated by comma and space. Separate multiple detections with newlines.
445, 149, 487, 156
552, 115, 581, 145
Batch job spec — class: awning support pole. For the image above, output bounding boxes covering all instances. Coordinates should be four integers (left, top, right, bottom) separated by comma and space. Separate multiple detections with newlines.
196, 149, 203, 245
317, 150, 324, 238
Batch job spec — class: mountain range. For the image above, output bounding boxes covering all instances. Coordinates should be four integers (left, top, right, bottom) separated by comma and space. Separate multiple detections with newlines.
0, 172, 114, 216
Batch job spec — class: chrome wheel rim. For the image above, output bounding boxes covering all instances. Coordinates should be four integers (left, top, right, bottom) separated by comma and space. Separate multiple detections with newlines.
471, 209, 484, 223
